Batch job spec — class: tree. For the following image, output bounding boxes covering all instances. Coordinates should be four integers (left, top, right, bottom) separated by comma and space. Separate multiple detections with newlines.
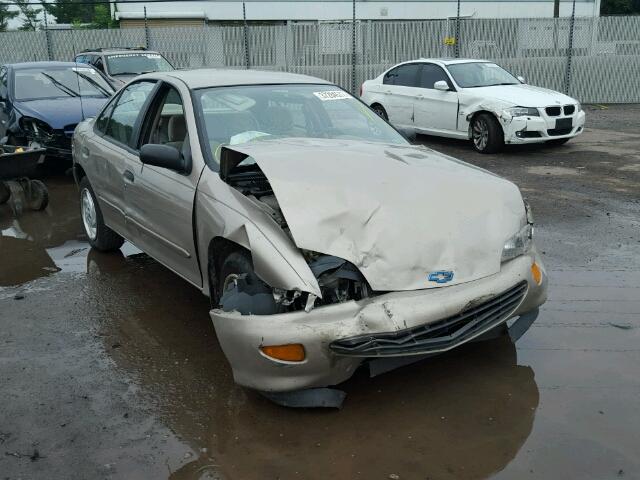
0, 1, 19, 31
15, 0, 41, 30
41, 0, 116, 27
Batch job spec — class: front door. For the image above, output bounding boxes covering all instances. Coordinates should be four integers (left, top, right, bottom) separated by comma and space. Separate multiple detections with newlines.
124, 82, 202, 287
413, 63, 459, 133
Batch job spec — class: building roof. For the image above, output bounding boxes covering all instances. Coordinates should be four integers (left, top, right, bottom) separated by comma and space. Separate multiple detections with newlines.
157, 68, 332, 89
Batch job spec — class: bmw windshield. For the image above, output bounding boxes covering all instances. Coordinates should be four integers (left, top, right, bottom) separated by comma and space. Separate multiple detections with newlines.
194, 84, 407, 161
447, 62, 520, 88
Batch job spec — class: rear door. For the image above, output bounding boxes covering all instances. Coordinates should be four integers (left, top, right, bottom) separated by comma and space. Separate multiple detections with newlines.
413, 63, 459, 133
124, 80, 203, 287
87, 80, 156, 236
379, 63, 422, 128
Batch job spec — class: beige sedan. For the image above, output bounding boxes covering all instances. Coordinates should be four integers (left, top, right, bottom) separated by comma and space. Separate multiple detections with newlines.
73, 69, 547, 407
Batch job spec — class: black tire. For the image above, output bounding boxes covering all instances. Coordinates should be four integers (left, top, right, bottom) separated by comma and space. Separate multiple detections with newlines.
216, 249, 276, 314
371, 104, 388, 121
27, 180, 49, 211
546, 138, 571, 146
79, 176, 124, 252
0, 182, 9, 205
471, 113, 504, 154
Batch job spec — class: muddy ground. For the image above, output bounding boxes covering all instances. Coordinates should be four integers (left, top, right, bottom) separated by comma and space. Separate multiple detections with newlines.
1, 104, 639, 480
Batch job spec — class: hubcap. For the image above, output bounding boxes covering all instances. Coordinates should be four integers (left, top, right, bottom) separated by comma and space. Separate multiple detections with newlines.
472, 119, 489, 151
81, 188, 97, 241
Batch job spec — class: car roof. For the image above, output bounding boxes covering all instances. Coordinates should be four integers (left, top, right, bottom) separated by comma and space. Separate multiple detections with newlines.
79, 49, 159, 55
394, 58, 490, 68
7, 61, 88, 70
147, 68, 333, 89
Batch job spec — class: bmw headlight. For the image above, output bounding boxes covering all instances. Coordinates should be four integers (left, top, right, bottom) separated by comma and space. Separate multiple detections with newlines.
576, 102, 582, 112
504, 107, 540, 117
501, 201, 534, 263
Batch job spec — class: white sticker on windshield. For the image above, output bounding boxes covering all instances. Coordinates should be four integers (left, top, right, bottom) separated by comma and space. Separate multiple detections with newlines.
72, 67, 96, 74
313, 90, 351, 101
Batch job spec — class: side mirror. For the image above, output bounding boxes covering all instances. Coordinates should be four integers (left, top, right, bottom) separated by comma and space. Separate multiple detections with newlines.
517, 75, 526, 84
397, 127, 417, 142
140, 144, 189, 173
434, 80, 450, 91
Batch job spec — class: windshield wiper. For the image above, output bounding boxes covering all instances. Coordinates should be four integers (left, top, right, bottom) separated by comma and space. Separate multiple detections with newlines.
75, 71, 112, 97
40, 73, 80, 97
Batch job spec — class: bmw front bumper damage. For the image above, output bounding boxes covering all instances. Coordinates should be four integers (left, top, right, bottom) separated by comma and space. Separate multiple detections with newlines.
502, 110, 586, 144
210, 253, 547, 407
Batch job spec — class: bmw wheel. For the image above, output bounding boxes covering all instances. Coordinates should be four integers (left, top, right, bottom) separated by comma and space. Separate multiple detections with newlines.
472, 113, 504, 154
371, 104, 388, 121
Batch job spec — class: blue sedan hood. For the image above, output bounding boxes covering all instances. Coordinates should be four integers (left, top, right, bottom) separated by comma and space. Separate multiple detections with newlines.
14, 97, 108, 130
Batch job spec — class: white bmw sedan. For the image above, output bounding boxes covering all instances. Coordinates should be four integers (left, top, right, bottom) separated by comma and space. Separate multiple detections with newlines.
361, 59, 586, 153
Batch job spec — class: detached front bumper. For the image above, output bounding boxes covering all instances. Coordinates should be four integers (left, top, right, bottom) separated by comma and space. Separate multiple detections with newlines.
503, 110, 585, 144
210, 252, 548, 392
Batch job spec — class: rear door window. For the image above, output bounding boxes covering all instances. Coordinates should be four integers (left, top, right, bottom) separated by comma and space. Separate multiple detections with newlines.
383, 64, 421, 87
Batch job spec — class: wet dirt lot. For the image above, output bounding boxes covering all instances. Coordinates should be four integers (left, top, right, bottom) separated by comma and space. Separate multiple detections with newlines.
1, 104, 639, 480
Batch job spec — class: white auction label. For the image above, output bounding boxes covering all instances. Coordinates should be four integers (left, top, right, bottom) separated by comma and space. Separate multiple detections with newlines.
313, 90, 351, 101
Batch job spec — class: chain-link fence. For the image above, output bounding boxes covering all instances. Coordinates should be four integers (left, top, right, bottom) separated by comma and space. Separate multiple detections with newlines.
1, 15, 639, 103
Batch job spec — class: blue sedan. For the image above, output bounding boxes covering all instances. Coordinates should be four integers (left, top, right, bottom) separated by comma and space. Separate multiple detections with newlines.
0, 61, 114, 162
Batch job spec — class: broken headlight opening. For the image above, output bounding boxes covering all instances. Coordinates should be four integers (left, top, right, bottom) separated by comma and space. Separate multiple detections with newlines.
501, 201, 534, 263
503, 107, 540, 117
19, 117, 54, 146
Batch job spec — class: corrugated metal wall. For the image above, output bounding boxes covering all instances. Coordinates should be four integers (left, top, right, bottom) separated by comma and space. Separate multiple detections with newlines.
1, 16, 639, 103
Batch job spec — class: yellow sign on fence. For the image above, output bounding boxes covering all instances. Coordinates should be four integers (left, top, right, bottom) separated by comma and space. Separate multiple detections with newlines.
444, 36, 457, 46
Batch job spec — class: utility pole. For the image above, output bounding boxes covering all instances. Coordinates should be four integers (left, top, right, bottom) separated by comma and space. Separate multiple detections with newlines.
454, 0, 461, 58
553, 0, 560, 18
243, 2, 250, 69
564, 0, 577, 95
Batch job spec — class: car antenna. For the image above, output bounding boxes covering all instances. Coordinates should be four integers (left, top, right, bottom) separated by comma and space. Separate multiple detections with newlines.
74, 58, 86, 122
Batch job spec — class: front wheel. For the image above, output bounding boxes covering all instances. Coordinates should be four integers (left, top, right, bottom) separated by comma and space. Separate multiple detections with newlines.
471, 113, 504, 154
79, 176, 124, 252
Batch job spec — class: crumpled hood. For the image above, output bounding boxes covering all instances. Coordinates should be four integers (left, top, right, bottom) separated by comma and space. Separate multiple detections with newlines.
467, 84, 576, 107
14, 97, 108, 130
228, 138, 526, 291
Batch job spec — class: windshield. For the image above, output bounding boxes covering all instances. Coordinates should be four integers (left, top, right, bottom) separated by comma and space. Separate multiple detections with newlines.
106, 53, 174, 76
195, 84, 406, 163
446, 62, 520, 88
13, 66, 114, 101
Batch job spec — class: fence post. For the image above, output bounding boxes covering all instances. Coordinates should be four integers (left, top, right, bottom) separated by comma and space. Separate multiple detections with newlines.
351, 0, 356, 94
564, 0, 576, 95
454, 0, 461, 58
243, 2, 250, 69
43, 10, 53, 61
144, 7, 151, 49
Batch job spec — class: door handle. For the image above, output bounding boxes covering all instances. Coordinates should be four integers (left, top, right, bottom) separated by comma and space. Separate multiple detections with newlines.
123, 170, 134, 183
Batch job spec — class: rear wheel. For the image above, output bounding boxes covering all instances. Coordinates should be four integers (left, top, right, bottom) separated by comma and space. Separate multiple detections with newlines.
371, 104, 388, 121
79, 176, 124, 252
471, 113, 504, 154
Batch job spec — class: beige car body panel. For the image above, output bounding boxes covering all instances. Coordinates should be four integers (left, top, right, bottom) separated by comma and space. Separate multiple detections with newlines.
73, 68, 548, 395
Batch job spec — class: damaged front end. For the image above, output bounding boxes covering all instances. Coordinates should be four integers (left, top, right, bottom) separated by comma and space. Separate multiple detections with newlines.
218, 148, 374, 316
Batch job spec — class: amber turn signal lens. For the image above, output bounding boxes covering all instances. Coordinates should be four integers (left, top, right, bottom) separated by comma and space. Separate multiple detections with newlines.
260, 344, 306, 362
531, 262, 543, 285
